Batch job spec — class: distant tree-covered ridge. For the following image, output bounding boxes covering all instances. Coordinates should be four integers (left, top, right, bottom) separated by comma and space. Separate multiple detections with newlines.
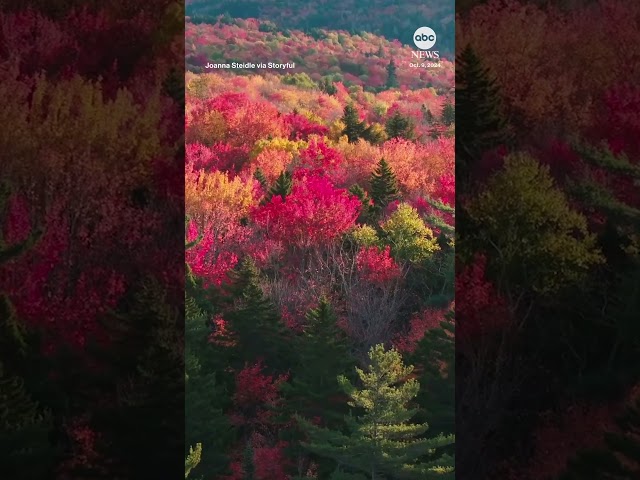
185, 19, 454, 91
186, 0, 454, 55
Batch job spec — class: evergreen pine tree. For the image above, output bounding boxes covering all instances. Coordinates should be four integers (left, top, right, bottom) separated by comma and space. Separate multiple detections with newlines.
254, 168, 268, 192
370, 158, 400, 212
456, 44, 511, 184
385, 111, 416, 140
320, 77, 338, 96
0, 182, 43, 367
0, 183, 58, 478
411, 310, 455, 452
282, 298, 353, 422
349, 184, 375, 225
385, 59, 399, 89
328, 470, 368, 480
221, 257, 291, 372
267, 170, 293, 203
560, 395, 640, 479
440, 101, 455, 127
279, 299, 355, 479
185, 295, 232, 478
297, 345, 454, 479
341, 104, 367, 143
564, 142, 640, 390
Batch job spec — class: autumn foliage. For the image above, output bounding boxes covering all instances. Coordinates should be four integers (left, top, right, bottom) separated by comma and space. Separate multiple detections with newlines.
184, 11, 455, 480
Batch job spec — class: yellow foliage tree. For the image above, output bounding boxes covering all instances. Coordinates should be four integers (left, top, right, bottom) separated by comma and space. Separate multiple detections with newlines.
185, 167, 255, 234
381, 203, 440, 264
250, 137, 307, 159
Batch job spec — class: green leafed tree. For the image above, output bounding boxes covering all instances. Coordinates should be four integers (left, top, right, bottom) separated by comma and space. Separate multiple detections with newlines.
381, 203, 440, 264
464, 152, 604, 295
362, 123, 388, 145
297, 345, 455, 480
320, 77, 338, 96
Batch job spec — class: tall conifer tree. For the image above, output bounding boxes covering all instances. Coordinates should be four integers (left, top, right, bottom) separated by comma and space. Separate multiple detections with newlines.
220, 257, 291, 372
385, 111, 415, 140
385, 59, 399, 89
456, 44, 511, 184
268, 170, 293, 202
297, 345, 455, 479
370, 158, 400, 212
342, 104, 367, 143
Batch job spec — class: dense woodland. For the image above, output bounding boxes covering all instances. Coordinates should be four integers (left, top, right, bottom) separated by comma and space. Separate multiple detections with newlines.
185, 14, 455, 480
186, 0, 455, 56
4, 1, 639, 479
456, 0, 640, 478
0, 0, 185, 478
185, 19, 454, 92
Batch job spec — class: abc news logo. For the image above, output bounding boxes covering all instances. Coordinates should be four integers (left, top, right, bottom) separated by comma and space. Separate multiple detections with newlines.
412, 27, 439, 59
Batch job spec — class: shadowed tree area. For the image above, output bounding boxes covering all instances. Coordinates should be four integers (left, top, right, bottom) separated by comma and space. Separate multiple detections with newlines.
0, 0, 185, 477
456, 1, 640, 479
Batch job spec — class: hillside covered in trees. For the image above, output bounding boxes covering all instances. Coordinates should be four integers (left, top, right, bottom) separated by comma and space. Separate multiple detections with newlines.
455, 0, 640, 479
185, 19, 454, 92
185, 7, 456, 480
186, 0, 455, 55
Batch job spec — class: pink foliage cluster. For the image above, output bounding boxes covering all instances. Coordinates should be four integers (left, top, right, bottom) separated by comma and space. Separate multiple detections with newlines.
1, 196, 126, 351
186, 142, 251, 174
455, 254, 509, 341
355, 245, 402, 284
252, 174, 360, 248
296, 137, 346, 184
394, 308, 448, 353
284, 112, 329, 140
185, 219, 247, 287
230, 361, 289, 428
203, 92, 286, 146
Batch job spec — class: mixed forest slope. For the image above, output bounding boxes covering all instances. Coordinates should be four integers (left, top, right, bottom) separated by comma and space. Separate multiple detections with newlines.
185, 6, 455, 480
455, 1, 640, 479
186, 19, 454, 91
186, 0, 455, 55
